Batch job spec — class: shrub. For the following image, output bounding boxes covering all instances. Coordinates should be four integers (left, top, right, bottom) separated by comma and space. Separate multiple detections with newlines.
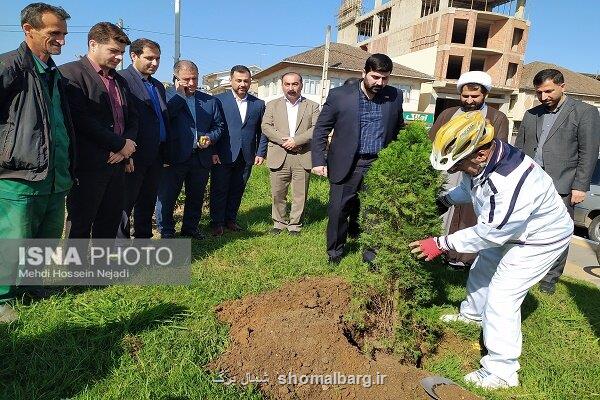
351, 122, 445, 363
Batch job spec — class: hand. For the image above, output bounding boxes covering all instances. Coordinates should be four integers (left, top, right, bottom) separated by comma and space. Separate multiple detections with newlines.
212, 154, 221, 165
198, 135, 211, 149
311, 166, 327, 177
409, 237, 444, 261
119, 139, 137, 158
107, 152, 125, 164
175, 78, 187, 96
281, 137, 296, 150
571, 189, 586, 205
125, 158, 134, 173
254, 156, 264, 165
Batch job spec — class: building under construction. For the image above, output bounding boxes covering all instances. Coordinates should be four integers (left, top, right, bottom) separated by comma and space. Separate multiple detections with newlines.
336, 0, 529, 120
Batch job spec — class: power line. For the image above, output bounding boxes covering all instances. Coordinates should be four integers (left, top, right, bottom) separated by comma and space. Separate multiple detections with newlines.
0, 24, 316, 49
126, 27, 314, 48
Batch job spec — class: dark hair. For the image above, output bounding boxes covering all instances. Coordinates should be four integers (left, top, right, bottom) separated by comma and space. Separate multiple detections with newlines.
364, 53, 393, 74
173, 60, 198, 75
88, 22, 130, 46
21, 2, 70, 29
130, 38, 160, 56
344, 77, 361, 86
533, 68, 564, 86
230, 65, 251, 77
461, 82, 488, 95
281, 72, 302, 83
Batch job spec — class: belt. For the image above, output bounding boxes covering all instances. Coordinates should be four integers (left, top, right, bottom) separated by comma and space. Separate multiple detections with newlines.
357, 153, 378, 160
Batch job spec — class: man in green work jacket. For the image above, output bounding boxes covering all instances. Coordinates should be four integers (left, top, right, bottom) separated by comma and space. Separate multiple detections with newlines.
0, 3, 76, 322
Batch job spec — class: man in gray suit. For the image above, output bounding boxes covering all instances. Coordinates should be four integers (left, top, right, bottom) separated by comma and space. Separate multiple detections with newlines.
261, 72, 320, 235
515, 68, 600, 294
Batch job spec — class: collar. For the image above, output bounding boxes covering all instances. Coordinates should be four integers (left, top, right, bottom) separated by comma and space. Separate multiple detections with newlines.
231, 89, 247, 103
285, 96, 302, 106
474, 139, 503, 186
546, 95, 567, 114
133, 66, 151, 82
87, 55, 115, 78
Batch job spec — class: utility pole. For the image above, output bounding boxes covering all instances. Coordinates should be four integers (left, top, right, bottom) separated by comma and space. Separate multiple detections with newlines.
319, 25, 331, 106
117, 18, 124, 70
174, 0, 181, 64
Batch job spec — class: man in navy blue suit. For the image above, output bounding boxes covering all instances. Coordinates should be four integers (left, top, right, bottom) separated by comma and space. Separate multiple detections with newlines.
156, 60, 224, 239
312, 54, 404, 264
117, 38, 169, 239
210, 65, 268, 236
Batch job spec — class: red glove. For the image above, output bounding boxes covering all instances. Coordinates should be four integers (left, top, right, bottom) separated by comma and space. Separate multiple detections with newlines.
418, 237, 444, 261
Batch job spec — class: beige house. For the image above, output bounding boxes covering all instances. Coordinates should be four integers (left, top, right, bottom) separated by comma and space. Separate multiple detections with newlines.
253, 42, 433, 113
507, 61, 600, 141
202, 65, 261, 95
337, 0, 529, 115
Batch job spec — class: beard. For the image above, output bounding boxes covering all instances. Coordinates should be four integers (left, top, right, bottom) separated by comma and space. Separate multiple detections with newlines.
461, 102, 484, 111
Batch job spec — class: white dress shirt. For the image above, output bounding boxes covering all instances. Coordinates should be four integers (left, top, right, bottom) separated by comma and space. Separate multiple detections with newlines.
232, 89, 248, 123
285, 96, 302, 138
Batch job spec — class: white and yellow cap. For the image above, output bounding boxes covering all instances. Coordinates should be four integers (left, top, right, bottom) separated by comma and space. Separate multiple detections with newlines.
430, 111, 494, 171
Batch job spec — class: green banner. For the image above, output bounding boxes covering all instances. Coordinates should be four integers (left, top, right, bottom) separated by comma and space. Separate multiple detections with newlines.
403, 111, 434, 125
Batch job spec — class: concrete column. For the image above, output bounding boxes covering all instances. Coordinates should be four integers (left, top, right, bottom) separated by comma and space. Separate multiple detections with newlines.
515, 0, 526, 18
439, 0, 450, 10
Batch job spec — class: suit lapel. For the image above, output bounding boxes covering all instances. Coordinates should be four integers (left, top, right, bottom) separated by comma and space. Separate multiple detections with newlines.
380, 91, 392, 133
544, 97, 575, 143
278, 97, 290, 136
226, 91, 243, 126
80, 56, 109, 104
295, 98, 308, 133
127, 66, 152, 108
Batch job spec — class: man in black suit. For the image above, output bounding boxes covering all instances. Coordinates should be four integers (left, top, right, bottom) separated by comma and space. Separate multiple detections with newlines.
60, 22, 137, 238
312, 54, 404, 263
116, 38, 168, 239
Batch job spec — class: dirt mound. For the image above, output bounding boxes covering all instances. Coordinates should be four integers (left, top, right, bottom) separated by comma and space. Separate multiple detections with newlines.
209, 276, 479, 400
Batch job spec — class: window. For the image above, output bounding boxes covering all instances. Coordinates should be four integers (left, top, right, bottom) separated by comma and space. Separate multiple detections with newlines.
357, 17, 373, 42
506, 62, 518, 85
392, 84, 411, 102
302, 76, 321, 95
469, 56, 486, 71
329, 78, 344, 89
473, 22, 490, 47
511, 28, 524, 49
451, 19, 468, 44
446, 56, 463, 79
378, 9, 391, 34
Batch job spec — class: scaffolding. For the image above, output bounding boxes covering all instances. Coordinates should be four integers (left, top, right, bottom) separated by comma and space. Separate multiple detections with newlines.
338, 0, 362, 29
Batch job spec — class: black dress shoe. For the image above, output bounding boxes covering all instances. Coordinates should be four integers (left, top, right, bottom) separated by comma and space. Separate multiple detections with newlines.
539, 283, 556, 294
289, 230, 301, 236
226, 221, 244, 231
328, 255, 342, 265
270, 228, 283, 235
180, 231, 205, 240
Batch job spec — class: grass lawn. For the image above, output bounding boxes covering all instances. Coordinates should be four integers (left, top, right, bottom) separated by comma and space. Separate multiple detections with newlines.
1, 165, 598, 400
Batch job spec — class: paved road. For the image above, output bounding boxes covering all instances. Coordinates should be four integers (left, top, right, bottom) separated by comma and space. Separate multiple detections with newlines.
565, 236, 600, 288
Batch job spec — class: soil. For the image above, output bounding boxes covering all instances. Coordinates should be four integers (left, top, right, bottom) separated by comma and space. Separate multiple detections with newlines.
209, 276, 480, 400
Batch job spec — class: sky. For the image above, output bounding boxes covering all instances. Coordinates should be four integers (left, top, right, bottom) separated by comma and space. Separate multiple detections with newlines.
1, 0, 598, 83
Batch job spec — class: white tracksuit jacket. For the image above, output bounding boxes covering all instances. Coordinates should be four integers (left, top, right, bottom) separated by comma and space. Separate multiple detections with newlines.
436, 139, 573, 253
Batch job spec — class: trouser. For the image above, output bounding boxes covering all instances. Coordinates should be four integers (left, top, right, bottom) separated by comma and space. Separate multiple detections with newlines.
270, 154, 310, 232
0, 191, 67, 302
540, 194, 573, 286
326, 157, 374, 258
210, 153, 252, 227
458, 236, 571, 382
156, 154, 210, 236
117, 157, 162, 239
68, 165, 125, 239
